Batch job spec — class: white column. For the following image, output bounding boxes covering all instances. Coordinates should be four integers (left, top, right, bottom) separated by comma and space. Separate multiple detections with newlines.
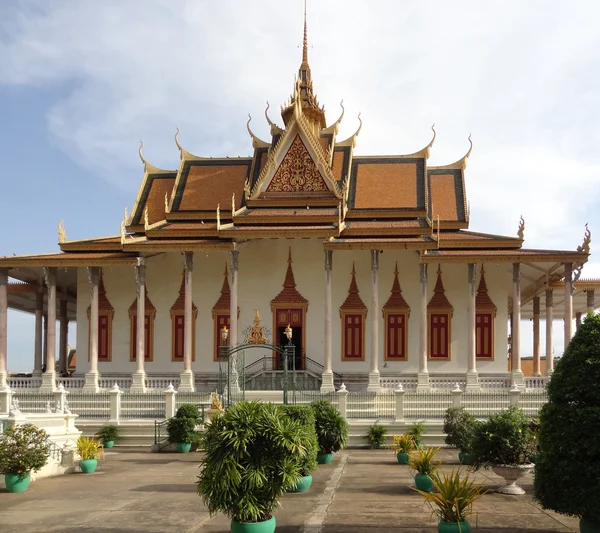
587, 290, 595, 315
321, 250, 335, 392
179, 252, 195, 392
41, 267, 57, 391
0, 268, 8, 388
229, 249, 240, 394
84, 267, 100, 392
417, 263, 430, 390
511, 263, 524, 389
59, 299, 68, 375
43, 312, 48, 371
33, 290, 43, 378
564, 262, 573, 350
367, 250, 381, 392
532, 296, 541, 376
131, 258, 147, 392
466, 263, 479, 390
545, 289, 554, 375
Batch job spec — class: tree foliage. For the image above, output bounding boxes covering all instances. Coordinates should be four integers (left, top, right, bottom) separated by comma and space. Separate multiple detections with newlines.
0, 424, 51, 477
278, 405, 318, 476
534, 313, 600, 522
311, 400, 348, 454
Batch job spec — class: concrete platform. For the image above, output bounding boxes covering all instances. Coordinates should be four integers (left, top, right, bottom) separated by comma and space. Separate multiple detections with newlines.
0, 448, 580, 532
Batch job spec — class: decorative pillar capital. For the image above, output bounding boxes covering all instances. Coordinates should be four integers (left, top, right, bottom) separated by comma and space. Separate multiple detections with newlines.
43, 267, 57, 288
183, 251, 194, 274
533, 295, 540, 315
467, 263, 477, 285
564, 262, 573, 281
419, 263, 428, 284
135, 261, 146, 288
230, 249, 239, 272
324, 250, 333, 272
370, 249, 379, 271
86, 266, 100, 287
512, 262, 520, 284
545, 288, 553, 307
0, 267, 8, 284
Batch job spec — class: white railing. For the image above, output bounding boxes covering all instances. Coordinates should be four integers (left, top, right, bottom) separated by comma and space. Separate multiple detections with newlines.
479, 376, 511, 389
429, 377, 466, 390
146, 377, 180, 390
59, 378, 86, 390
7, 377, 42, 389
380, 377, 418, 389
99, 377, 132, 390
525, 377, 547, 389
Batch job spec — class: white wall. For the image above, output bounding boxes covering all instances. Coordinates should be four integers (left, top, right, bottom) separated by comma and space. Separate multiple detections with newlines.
75, 241, 510, 376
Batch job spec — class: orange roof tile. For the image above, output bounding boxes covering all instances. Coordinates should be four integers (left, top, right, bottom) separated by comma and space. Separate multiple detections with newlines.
353, 162, 419, 209
340, 263, 367, 311
147, 177, 175, 225
332, 150, 346, 183
430, 174, 459, 221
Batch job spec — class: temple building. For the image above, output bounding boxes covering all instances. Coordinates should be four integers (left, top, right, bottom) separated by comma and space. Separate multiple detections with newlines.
0, 17, 595, 394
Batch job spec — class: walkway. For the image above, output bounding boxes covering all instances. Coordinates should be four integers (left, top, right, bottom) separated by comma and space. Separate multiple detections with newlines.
0, 448, 579, 532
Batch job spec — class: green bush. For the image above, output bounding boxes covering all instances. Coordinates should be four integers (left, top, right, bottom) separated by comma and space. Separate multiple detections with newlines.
278, 405, 318, 476
365, 422, 387, 449
443, 407, 480, 453
167, 417, 197, 444
311, 400, 348, 454
472, 406, 532, 468
196, 401, 307, 523
175, 404, 201, 422
406, 421, 424, 446
534, 313, 600, 522
0, 424, 51, 477
95, 425, 119, 443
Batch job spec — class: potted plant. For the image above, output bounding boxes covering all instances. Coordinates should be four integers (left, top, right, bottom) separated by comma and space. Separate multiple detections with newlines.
311, 400, 348, 464
443, 407, 480, 465
279, 405, 318, 493
472, 405, 534, 494
175, 403, 201, 422
77, 436, 103, 473
409, 446, 441, 492
407, 421, 425, 448
391, 434, 415, 464
413, 470, 486, 533
167, 417, 197, 453
197, 400, 307, 533
534, 313, 600, 532
96, 425, 119, 448
365, 422, 387, 449
0, 423, 51, 493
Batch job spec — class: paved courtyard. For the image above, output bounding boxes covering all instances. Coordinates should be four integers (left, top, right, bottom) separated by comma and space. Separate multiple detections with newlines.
0, 448, 579, 533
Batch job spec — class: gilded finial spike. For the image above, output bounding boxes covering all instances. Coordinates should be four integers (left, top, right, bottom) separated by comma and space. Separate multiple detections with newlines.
58, 220, 66, 244
175, 126, 183, 156
466, 133, 473, 158
517, 215, 525, 240
302, 0, 308, 65
429, 123, 437, 148
138, 140, 147, 167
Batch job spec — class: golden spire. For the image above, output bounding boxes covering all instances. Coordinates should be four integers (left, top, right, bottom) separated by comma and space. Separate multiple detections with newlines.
302, 0, 309, 67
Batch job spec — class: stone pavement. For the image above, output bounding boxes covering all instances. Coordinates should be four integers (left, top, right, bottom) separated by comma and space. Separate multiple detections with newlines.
0, 448, 580, 532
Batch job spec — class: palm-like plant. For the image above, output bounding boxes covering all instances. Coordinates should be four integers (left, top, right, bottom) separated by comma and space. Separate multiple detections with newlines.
413, 470, 486, 524
311, 400, 348, 454
196, 401, 309, 523
409, 446, 441, 476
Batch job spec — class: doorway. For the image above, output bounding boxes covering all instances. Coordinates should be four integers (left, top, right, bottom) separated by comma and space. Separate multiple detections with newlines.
273, 307, 305, 370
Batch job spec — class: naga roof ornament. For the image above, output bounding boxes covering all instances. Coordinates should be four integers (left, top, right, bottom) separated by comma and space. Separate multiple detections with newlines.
246, 114, 270, 148
265, 101, 284, 135
57, 220, 66, 244
517, 215, 525, 240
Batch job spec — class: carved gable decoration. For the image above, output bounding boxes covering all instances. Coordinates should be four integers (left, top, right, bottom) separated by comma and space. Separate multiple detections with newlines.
170, 270, 198, 316
128, 287, 156, 317
476, 267, 496, 315
271, 249, 309, 309
427, 265, 453, 314
383, 263, 410, 314
86, 270, 114, 318
340, 264, 368, 313
265, 134, 329, 193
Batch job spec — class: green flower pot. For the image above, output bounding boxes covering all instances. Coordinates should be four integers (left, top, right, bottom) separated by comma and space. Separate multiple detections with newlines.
289, 475, 313, 493
396, 452, 410, 465
80, 459, 98, 473
415, 474, 433, 492
458, 452, 475, 466
438, 520, 472, 533
103, 441, 114, 448
231, 516, 276, 533
580, 517, 600, 533
176, 442, 192, 453
4, 472, 31, 493
317, 452, 334, 464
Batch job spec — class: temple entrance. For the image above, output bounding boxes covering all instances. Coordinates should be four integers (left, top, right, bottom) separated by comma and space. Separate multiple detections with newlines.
273, 307, 304, 370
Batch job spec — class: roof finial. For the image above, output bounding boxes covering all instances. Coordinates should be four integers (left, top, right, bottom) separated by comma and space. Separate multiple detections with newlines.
302, 0, 308, 66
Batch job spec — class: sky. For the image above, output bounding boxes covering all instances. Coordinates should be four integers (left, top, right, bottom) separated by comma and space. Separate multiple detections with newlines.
1, 0, 600, 372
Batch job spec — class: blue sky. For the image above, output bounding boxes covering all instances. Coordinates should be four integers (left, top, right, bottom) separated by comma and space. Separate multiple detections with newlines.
1, 0, 600, 372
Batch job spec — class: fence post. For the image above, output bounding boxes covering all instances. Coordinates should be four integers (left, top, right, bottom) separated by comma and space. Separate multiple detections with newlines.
109, 384, 122, 423
337, 383, 348, 419
452, 383, 463, 408
0, 385, 13, 415
509, 383, 521, 406
54, 383, 69, 413
394, 384, 405, 422
164, 383, 177, 419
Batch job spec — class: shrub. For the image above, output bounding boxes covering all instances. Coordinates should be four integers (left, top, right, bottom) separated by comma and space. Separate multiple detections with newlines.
365, 422, 387, 449
407, 421, 424, 446
534, 313, 600, 522
472, 406, 532, 468
0, 424, 51, 477
77, 436, 103, 460
278, 405, 318, 476
175, 404, 201, 422
196, 401, 307, 523
390, 434, 416, 453
409, 447, 441, 476
443, 407, 480, 453
311, 400, 348, 454
96, 425, 119, 443
167, 417, 197, 444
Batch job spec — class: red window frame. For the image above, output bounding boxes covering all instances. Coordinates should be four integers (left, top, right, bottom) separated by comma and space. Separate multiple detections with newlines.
343, 313, 364, 360
476, 313, 494, 359
385, 312, 407, 360
429, 313, 450, 359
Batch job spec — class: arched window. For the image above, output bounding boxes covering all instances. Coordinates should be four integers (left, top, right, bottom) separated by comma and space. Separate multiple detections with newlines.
383, 263, 410, 361
340, 264, 367, 361
86, 270, 114, 362
476, 267, 496, 360
427, 265, 453, 360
